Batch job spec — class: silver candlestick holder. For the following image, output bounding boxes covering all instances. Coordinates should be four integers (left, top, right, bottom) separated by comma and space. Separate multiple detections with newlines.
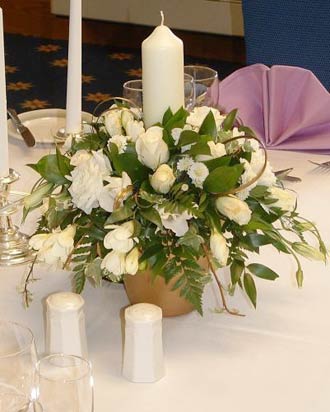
0, 169, 34, 266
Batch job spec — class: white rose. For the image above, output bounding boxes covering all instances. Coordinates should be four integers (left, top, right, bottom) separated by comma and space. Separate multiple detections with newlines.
216, 195, 252, 225
196, 141, 226, 162
121, 110, 134, 128
125, 120, 145, 142
68, 150, 112, 214
70, 150, 92, 166
187, 162, 209, 188
104, 110, 123, 136
210, 231, 229, 267
150, 164, 176, 194
104, 221, 135, 253
268, 187, 296, 212
125, 247, 139, 275
108, 135, 128, 154
135, 126, 169, 170
157, 207, 193, 237
99, 172, 132, 213
29, 225, 76, 267
101, 250, 126, 277
187, 107, 225, 131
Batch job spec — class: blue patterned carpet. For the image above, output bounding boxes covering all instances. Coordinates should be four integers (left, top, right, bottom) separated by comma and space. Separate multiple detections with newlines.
4, 33, 242, 114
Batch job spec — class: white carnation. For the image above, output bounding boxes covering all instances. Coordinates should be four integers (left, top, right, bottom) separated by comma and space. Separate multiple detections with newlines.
68, 150, 112, 214
187, 106, 225, 131
109, 135, 128, 154
70, 150, 92, 166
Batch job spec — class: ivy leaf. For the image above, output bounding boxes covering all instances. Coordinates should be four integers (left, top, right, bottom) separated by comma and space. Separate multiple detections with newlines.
74, 270, 86, 294
203, 164, 244, 194
247, 263, 279, 280
243, 272, 257, 308
222, 109, 238, 131
199, 110, 217, 138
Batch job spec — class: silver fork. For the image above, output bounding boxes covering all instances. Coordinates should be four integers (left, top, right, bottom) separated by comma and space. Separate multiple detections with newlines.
309, 160, 330, 173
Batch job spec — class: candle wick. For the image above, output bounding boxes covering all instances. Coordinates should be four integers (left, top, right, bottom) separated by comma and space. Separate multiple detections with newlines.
160, 10, 164, 25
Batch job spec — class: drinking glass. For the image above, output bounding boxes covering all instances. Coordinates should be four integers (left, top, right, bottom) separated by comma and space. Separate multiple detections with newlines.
36, 354, 94, 412
0, 321, 38, 412
123, 74, 195, 110
184, 65, 218, 106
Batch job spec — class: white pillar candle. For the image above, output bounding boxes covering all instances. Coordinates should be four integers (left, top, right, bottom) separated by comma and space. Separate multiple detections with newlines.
65, 0, 82, 135
0, 8, 9, 178
142, 12, 184, 128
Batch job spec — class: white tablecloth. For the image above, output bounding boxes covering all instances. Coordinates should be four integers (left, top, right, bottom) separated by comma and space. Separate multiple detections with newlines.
2, 139, 330, 412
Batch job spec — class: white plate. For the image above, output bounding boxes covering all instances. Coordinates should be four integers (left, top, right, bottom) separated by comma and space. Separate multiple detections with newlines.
8, 108, 93, 145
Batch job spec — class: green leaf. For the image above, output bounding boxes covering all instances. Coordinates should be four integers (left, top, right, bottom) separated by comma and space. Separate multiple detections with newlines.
203, 164, 244, 194
230, 260, 244, 284
74, 271, 86, 294
203, 155, 231, 172
247, 263, 279, 280
188, 142, 211, 156
139, 243, 163, 263
140, 207, 162, 228
242, 234, 271, 248
29, 155, 69, 185
56, 147, 73, 177
23, 182, 54, 210
199, 110, 217, 138
243, 217, 273, 231
222, 109, 238, 131
85, 257, 102, 287
177, 227, 204, 251
243, 272, 257, 308
112, 152, 149, 183
162, 107, 173, 126
164, 107, 189, 131
238, 125, 256, 138
178, 130, 200, 147
105, 203, 134, 224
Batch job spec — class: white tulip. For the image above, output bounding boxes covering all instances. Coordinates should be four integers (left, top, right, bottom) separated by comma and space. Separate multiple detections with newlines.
104, 110, 123, 137
101, 250, 126, 277
135, 126, 169, 170
125, 120, 145, 142
29, 225, 76, 268
104, 221, 135, 253
125, 247, 139, 275
216, 195, 252, 226
210, 231, 229, 267
99, 172, 132, 213
268, 187, 296, 212
150, 164, 176, 194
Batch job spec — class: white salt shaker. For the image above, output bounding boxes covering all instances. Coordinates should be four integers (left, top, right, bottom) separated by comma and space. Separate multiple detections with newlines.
46, 292, 88, 358
123, 303, 165, 383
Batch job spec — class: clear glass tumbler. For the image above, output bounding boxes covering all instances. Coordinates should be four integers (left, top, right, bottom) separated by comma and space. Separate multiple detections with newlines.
123, 74, 195, 110
36, 354, 94, 412
184, 65, 218, 106
0, 321, 38, 412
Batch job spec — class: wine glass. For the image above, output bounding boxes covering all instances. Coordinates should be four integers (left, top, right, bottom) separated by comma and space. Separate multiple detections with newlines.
36, 354, 94, 412
0, 321, 38, 412
184, 65, 218, 106
123, 74, 195, 110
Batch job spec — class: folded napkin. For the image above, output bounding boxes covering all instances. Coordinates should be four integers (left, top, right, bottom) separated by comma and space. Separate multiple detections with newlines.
208, 64, 330, 152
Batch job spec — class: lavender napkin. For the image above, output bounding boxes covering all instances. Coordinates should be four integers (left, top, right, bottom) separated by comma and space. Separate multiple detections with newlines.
208, 64, 330, 152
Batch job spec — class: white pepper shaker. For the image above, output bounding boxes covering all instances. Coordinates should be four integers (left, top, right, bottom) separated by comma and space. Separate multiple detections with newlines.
123, 303, 165, 383
45, 292, 88, 358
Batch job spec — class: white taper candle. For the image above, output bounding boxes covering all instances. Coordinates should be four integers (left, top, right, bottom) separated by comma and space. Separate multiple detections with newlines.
142, 11, 184, 128
65, 0, 82, 134
0, 8, 9, 178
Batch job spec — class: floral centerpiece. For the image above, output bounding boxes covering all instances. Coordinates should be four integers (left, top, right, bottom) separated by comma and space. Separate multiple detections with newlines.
23, 103, 327, 315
